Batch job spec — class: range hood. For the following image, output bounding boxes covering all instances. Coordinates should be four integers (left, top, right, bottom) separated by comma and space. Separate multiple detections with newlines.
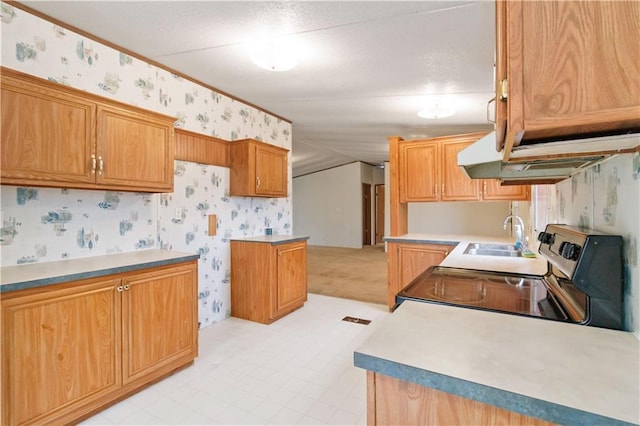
458, 131, 640, 183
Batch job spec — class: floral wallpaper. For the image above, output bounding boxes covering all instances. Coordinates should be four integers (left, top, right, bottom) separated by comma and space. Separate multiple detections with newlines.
0, 3, 293, 328
551, 153, 640, 335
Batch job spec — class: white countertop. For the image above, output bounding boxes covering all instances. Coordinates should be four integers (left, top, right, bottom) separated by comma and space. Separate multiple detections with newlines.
386, 233, 548, 276
355, 301, 640, 424
1, 249, 199, 292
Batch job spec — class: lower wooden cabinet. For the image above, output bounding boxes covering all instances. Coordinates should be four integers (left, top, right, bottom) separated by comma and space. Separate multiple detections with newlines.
0, 261, 198, 426
387, 242, 456, 309
366, 371, 553, 425
231, 239, 307, 324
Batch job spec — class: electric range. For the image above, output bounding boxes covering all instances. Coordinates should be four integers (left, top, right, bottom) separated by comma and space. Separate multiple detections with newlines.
395, 224, 624, 330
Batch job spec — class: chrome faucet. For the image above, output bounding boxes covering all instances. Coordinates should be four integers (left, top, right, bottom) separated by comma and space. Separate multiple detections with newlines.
503, 215, 525, 248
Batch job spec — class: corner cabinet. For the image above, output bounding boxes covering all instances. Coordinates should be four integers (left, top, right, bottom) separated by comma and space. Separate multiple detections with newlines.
231, 238, 307, 324
1, 261, 198, 426
0, 67, 175, 192
399, 133, 529, 203
387, 242, 456, 309
229, 139, 289, 198
495, 1, 640, 153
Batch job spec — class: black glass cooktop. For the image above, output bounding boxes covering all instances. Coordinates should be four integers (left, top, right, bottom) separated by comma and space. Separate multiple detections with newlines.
396, 266, 568, 321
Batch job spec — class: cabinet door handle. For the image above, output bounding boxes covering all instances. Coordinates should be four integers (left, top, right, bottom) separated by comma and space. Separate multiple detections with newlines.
486, 97, 496, 124
484, 181, 487, 195
91, 154, 97, 174
441, 183, 445, 196
256, 176, 261, 188
124, 284, 130, 291
98, 156, 104, 175
434, 184, 438, 197
116, 285, 124, 292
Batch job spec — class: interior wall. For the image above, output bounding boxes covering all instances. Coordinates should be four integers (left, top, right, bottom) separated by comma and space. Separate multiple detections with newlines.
0, 5, 292, 329
408, 201, 514, 237
550, 153, 640, 335
293, 162, 362, 248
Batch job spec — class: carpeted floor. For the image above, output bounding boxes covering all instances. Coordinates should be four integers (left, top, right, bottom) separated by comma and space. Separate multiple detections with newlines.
307, 244, 387, 306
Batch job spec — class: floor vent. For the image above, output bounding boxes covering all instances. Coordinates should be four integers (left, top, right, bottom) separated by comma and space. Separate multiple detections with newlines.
342, 316, 371, 325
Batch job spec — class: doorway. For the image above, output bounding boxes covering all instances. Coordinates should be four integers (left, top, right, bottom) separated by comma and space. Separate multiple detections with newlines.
362, 183, 371, 245
375, 184, 385, 244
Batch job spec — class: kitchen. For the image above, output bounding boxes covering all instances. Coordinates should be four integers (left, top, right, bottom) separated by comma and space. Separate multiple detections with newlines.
1, 1, 639, 425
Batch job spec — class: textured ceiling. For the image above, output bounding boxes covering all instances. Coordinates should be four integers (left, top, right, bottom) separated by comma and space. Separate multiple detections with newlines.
23, 1, 495, 177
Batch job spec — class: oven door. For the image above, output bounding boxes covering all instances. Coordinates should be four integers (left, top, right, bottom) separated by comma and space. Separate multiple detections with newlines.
395, 266, 568, 321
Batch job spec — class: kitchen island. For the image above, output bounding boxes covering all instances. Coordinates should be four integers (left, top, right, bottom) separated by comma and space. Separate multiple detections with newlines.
354, 300, 639, 425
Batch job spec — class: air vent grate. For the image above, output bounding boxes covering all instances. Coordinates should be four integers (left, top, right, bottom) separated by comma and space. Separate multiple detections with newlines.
342, 316, 371, 325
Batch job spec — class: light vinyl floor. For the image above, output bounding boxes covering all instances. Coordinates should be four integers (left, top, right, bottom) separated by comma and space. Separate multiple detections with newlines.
82, 294, 389, 425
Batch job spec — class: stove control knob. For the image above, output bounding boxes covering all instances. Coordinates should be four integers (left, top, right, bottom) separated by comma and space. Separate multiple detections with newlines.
537, 232, 555, 245
559, 242, 581, 260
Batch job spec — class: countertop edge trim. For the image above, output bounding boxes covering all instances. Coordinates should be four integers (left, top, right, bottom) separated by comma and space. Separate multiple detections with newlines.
353, 352, 635, 426
1, 254, 200, 293
229, 236, 310, 245
383, 237, 460, 245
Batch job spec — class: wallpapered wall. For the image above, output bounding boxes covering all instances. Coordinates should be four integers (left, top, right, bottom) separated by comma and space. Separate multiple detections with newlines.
0, 3, 293, 328
552, 153, 640, 334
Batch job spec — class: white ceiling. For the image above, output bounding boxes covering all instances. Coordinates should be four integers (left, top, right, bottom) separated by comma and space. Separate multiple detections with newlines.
23, 1, 495, 177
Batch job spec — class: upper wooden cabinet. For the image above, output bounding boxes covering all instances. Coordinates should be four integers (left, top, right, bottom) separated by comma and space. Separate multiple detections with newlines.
229, 139, 289, 198
495, 1, 640, 153
441, 140, 481, 201
399, 133, 529, 202
482, 180, 530, 201
1, 68, 175, 192
400, 139, 440, 202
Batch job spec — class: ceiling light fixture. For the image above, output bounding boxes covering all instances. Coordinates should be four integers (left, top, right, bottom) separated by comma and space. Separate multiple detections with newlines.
249, 39, 298, 72
417, 104, 456, 119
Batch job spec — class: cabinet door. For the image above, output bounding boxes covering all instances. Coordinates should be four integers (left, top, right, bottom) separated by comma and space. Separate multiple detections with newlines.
498, 1, 640, 150
387, 243, 454, 308
1, 70, 96, 186
400, 142, 439, 202
96, 104, 174, 192
482, 180, 530, 201
121, 263, 198, 385
1, 278, 121, 426
441, 141, 480, 201
256, 144, 288, 197
274, 242, 308, 317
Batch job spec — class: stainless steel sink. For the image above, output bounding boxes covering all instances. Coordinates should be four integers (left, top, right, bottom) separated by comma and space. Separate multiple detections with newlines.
463, 243, 522, 257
